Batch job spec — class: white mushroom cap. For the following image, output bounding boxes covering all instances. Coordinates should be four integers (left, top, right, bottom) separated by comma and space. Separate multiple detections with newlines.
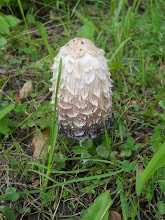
50, 37, 113, 140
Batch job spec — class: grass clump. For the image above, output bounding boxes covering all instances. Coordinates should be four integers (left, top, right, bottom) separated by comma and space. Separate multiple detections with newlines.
0, 0, 165, 219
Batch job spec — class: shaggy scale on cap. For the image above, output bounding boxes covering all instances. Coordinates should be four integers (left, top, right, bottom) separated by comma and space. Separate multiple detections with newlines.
50, 37, 113, 140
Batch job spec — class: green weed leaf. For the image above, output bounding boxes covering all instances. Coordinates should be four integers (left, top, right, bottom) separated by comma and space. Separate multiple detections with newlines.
0, 118, 12, 134
132, 143, 142, 151
77, 21, 95, 43
40, 192, 54, 204
122, 160, 136, 172
80, 140, 92, 148
4, 15, 21, 27
6, 188, 19, 202
75, 10, 97, 42
126, 137, 134, 148
82, 190, 111, 220
73, 146, 88, 155
0, 36, 7, 49
9, 158, 21, 170
0, 14, 21, 36
136, 141, 165, 195
81, 185, 95, 194
0, 187, 19, 202
74, 11, 88, 24
0, 16, 10, 35
0, 102, 15, 134
96, 145, 110, 158
0, 206, 16, 220
157, 201, 165, 215
159, 98, 165, 110
120, 149, 132, 157
0, 205, 15, 220
0, 102, 15, 120
18, 207, 31, 214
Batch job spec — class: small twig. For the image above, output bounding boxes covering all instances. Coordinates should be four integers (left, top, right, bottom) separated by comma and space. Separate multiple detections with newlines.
133, 64, 140, 72
0, 89, 15, 104
52, 182, 65, 219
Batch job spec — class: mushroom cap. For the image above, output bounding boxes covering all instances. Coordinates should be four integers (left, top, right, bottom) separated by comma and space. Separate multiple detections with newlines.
50, 37, 113, 140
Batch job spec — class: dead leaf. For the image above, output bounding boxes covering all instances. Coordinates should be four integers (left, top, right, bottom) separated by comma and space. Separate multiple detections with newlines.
88, 7, 96, 15
32, 179, 40, 188
49, 15, 55, 20
31, 128, 50, 159
131, 100, 137, 105
109, 210, 122, 220
0, 65, 9, 75
19, 80, 33, 100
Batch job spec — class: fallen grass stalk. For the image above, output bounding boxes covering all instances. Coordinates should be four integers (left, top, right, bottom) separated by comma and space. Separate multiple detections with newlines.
43, 58, 62, 191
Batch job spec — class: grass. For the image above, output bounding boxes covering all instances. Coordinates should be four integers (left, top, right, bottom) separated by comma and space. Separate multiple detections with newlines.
0, 0, 165, 219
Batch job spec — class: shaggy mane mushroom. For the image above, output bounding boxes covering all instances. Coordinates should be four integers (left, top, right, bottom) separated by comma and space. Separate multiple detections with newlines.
50, 37, 113, 140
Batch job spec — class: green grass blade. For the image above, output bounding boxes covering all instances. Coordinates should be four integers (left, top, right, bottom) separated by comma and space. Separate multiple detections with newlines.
117, 179, 127, 220
130, 0, 142, 29
107, 37, 131, 64
103, 118, 111, 151
11, 135, 23, 166
29, 169, 56, 183
44, 58, 62, 190
50, 58, 62, 163
47, 169, 123, 189
119, 189, 127, 220
17, 0, 32, 46
33, 21, 56, 61
115, 0, 124, 20
28, 161, 90, 174
17, 170, 123, 197
136, 141, 165, 195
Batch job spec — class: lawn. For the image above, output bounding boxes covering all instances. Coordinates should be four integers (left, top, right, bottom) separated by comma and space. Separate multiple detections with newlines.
0, 0, 165, 219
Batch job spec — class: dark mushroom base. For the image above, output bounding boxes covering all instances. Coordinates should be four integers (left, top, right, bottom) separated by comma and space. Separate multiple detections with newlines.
57, 113, 114, 140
